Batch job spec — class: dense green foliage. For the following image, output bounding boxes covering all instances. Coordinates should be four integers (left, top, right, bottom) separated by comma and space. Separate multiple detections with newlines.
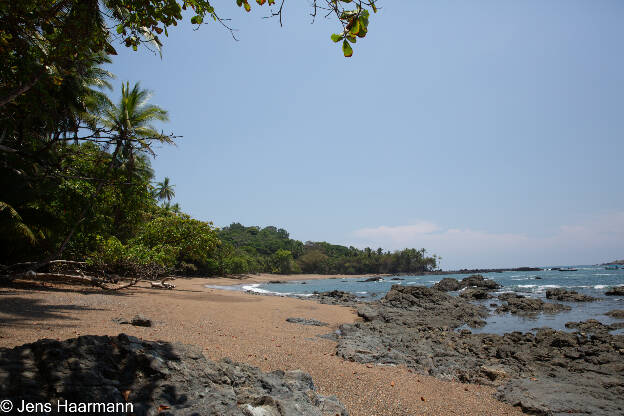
217, 224, 439, 275
0, 0, 437, 283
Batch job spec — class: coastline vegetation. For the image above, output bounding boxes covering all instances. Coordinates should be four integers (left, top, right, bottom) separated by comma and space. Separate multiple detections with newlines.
0, 0, 437, 287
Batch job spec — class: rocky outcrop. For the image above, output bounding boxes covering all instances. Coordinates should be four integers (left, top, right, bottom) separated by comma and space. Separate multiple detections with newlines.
433, 274, 501, 292
379, 285, 488, 328
432, 278, 461, 291
545, 288, 598, 302
460, 274, 502, 290
564, 319, 624, 334
495, 293, 571, 316
605, 286, 624, 296
0, 334, 347, 416
459, 288, 492, 300
330, 286, 624, 416
314, 290, 358, 305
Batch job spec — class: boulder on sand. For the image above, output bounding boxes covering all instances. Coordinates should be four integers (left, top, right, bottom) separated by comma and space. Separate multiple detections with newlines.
0, 334, 347, 416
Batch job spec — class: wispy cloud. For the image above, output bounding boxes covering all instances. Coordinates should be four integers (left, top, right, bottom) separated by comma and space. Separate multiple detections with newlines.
350, 212, 624, 269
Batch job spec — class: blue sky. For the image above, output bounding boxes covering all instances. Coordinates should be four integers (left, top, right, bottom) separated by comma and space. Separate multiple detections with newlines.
106, 0, 624, 269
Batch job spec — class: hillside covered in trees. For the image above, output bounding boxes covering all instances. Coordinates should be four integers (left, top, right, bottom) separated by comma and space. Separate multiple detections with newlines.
217, 223, 439, 275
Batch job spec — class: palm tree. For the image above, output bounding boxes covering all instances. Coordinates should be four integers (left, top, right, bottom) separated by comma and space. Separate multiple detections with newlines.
100, 81, 171, 173
155, 177, 175, 202
54, 82, 171, 258
0, 202, 37, 245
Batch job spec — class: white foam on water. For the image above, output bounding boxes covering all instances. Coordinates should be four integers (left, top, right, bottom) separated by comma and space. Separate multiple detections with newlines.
242, 284, 290, 296
292, 293, 314, 297
407, 281, 419, 285
518, 284, 537, 288
594, 285, 608, 289
356, 291, 368, 294
594, 274, 610, 276
204, 284, 239, 291
535, 285, 560, 293
511, 278, 530, 281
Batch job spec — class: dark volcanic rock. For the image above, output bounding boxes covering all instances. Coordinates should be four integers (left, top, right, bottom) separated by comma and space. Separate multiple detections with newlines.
356, 305, 378, 322
332, 290, 624, 416
314, 290, 358, 305
460, 274, 502, 290
432, 278, 461, 291
433, 275, 501, 292
565, 319, 624, 334
495, 294, 571, 316
545, 288, 598, 302
606, 309, 624, 319
360, 277, 383, 282
605, 286, 624, 296
286, 317, 328, 326
0, 334, 347, 416
379, 285, 487, 328
131, 315, 152, 327
459, 288, 492, 300
112, 315, 153, 327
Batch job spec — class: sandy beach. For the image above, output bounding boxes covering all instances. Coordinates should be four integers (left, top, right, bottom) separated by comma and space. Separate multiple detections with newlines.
0, 277, 522, 415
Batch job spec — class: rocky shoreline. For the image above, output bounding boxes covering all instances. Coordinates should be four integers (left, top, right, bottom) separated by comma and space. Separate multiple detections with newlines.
312, 278, 624, 415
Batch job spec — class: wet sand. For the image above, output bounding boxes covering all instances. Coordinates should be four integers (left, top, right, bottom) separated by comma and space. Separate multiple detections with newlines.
0, 277, 522, 415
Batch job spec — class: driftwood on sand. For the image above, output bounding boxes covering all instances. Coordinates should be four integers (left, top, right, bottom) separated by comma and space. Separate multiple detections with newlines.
0, 260, 153, 291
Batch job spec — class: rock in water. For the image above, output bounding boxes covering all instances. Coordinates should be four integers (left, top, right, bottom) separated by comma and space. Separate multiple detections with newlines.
496, 293, 571, 316
459, 288, 492, 300
605, 309, 624, 319
0, 334, 347, 416
545, 288, 597, 302
459, 274, 502, 290
433, 275, 501, 292
314, 290, 358, 305
432, 278, 461, 291
605, 286, 624, 296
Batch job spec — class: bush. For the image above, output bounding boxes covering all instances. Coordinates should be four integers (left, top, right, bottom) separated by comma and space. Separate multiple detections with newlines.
133, 215, 220, 264
87, 236, 176, 279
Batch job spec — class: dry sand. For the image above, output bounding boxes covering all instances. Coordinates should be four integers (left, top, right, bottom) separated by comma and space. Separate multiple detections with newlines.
0, 277, 522, 416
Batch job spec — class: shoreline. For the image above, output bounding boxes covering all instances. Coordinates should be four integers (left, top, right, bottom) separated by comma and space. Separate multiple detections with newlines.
0, 277, 521, 415
198, 272, 394, 286
193, 267, 546, 286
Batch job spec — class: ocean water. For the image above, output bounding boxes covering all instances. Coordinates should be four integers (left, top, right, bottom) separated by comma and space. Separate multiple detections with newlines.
230, 266, 624, 335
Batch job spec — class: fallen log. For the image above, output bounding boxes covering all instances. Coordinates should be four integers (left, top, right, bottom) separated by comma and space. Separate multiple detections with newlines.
1, 270, 139, 290
151, 277, 175, 289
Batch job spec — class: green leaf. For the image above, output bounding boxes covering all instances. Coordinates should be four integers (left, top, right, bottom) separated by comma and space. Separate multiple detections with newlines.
349, 19, 360, 36
342, 40, 353, 57
331, 33, 343, 43
190, 15, 203, 24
